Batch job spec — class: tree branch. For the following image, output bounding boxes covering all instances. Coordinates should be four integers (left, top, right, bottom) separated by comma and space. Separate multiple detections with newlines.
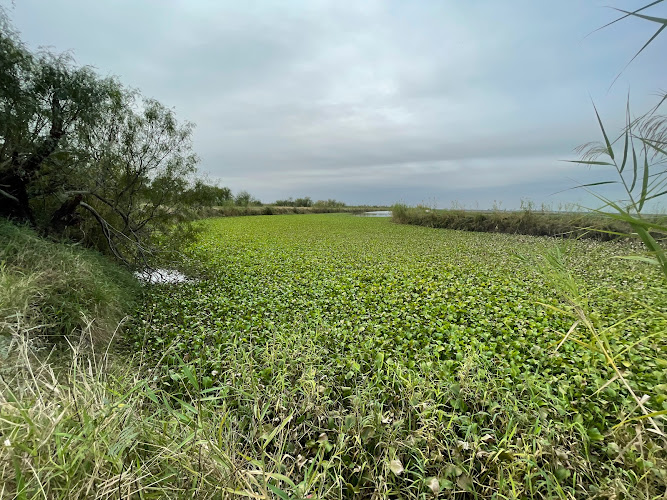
20, 95, 65, 178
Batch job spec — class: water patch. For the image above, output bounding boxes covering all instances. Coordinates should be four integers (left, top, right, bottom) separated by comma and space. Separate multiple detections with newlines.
135, 268, 191, 284
359, 210, 392, 217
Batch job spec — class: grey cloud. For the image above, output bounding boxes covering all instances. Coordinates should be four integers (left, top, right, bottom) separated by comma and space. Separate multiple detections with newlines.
5, 0, 667, 208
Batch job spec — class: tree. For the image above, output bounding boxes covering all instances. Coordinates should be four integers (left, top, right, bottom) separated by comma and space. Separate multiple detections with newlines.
293, 196, 312, 207
234, 190, 261, 206
314, 199, 346, 208
0, 13, 198, 266
181, 180, 232, 207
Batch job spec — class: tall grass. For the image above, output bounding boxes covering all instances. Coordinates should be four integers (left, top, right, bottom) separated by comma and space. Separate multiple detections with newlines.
5, 323, 663, 499
391, 203, 644, 241
523, 2, 667, 477
0, 219, 139, 345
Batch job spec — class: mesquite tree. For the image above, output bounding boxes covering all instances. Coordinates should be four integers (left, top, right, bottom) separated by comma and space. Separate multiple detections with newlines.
0, 14, 197, 266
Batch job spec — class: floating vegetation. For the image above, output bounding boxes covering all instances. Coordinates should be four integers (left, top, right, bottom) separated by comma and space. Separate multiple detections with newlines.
131, 214, 666, 498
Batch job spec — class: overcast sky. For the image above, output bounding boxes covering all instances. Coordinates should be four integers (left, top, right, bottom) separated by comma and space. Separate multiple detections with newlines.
4, 1, 666, 208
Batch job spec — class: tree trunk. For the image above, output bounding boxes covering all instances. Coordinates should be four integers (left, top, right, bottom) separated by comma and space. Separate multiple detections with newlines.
49, 194, 83, 233
0, 172, 35, 224
0, 97, 65, 226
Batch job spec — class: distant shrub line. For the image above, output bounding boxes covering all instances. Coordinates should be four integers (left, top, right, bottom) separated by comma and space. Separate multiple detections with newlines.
195, 205, 388, 218
390, 204, 656, 241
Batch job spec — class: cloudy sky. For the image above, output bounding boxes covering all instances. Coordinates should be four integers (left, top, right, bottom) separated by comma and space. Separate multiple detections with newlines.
4, 1, 666, 208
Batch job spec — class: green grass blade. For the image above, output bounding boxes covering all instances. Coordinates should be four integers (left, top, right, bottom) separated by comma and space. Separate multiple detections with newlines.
643, 189, 667, 202
640, 137, 667, 157
264, 473, 297, 490
593, 102, 614, 160
630, 142, 639, 192
580, 181, 619, 188
612, 7, 667, 25
630, 223, 667, 278
625, 23, 667, 64
613, 409, 667, 430
638, 148, 650, 211
182, 364, 199, 391
565, 160, 615, 167
263, 413, 294, 449
620, 99, 630, 173
591, 0, 664, 34
267, 483, 291, 500
615, 255, 660, 265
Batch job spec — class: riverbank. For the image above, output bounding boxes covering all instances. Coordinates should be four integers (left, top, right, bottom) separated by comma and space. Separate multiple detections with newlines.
390, 204, 664, 241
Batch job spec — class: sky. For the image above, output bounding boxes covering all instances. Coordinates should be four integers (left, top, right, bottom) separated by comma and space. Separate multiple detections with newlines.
3, 0, 667, 208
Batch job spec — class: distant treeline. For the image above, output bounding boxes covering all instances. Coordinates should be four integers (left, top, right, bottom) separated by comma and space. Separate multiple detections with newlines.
182, 189, 350, 210
179, 187, 374, 216
196, 204, 386, 219
390, 204, 657, 241
180, 182, 262, 208
273, 197, 346, 208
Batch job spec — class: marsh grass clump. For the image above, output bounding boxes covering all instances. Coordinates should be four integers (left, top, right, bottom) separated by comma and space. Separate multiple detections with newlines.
0, 336, 242, 499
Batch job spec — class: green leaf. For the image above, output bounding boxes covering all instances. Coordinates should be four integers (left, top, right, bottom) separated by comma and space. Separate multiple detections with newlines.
629, 223, 667, 278
638, 148, 650, 211
607, 11, 667, 83
180, 363, 199, 391
640, 137, 667, 157
264, 473, 297, 490
267, 483, 290, 500
630, 144, 639, 192
580, 181, 618, 188
643, 189, 667, 202
615, 255, 659, 266
565, 160, 614, 166
587, 427, 605, 442
263, 413, 294, 449
612, 7, 667, 26
593, 102, 614, 160
620, 99, 630, 173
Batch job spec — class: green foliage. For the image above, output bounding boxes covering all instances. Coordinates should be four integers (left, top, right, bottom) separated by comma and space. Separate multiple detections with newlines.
131, 215, 665, 498
572, 99, 667, 277
0, 13, 198, 266
391, 202, 410, 222
234, 190, 262, 207
314, 198, 346, 208
392, 204, 640, 240
525, 2, 667, 463
0, 219, 138, 344
180, 180, 232, 207
275, 196, 313, 207
1, 340, 242, 499
196, 204, 383, 219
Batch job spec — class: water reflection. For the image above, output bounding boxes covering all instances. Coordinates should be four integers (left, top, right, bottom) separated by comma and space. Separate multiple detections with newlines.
358, 211, 392, 217
134, 269, 190, 284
